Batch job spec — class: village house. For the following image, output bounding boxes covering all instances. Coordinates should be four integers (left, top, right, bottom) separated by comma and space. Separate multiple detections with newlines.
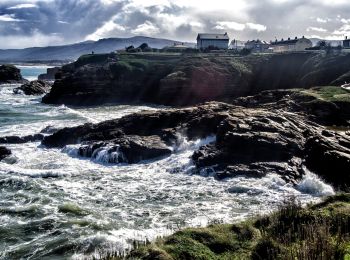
343, 36, 350, 49
245, 39, 271, 53
271, 36, 312, 53
197, 33, 230, 50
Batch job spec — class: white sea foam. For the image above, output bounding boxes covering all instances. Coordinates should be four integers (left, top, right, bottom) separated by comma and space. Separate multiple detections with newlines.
0, 85, 337, 259
296, 169, 335, 196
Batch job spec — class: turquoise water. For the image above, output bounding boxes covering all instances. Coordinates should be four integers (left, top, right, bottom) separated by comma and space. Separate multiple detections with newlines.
16, 65, 52, 81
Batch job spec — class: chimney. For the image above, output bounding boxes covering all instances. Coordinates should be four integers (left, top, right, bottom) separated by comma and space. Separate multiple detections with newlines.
346, 36, 348, 40
302, 35, 305, 38
295, 36, 298, 40
288, 37, 290, 40
224, 32, 227, 36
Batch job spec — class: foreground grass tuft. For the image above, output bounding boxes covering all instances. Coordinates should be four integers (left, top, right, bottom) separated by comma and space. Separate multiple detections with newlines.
105, 194, 350, 260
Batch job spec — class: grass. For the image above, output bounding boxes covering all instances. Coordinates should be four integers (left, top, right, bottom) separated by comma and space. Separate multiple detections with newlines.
107, 194, 350, 260
300, 86, 350, 103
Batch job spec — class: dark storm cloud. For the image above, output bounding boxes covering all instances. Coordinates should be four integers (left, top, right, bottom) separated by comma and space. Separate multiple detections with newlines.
0, 0, 350, 48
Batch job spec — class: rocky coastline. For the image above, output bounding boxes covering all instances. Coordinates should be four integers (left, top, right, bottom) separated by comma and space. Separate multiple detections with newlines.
41, 87, 350, 189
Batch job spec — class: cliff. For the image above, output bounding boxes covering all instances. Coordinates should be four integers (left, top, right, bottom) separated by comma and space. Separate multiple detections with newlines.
42, 52, 350, 106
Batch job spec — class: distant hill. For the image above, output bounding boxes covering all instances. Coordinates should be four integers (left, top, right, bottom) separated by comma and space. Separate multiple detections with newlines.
0, 36, 195, 62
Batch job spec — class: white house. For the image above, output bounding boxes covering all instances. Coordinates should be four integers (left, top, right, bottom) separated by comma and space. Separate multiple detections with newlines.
197, 33, 229, 50
271, 36, 312, 53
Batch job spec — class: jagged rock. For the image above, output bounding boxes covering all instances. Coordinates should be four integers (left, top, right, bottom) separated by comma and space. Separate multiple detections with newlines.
0, 146, 11, 161
41, 101, 350, 188
304, 133, 350, 189
14, 80, 52, 95
0, 65, 28, 84
77, 135, 171, 164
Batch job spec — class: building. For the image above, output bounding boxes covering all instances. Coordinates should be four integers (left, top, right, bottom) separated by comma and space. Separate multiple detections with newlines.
229, 39, 245, 50
343, 36, 350, 49
245, 39, 270, 53
164, 42, 191, 52
197, 33, 229, 50
271, 36, 312, 53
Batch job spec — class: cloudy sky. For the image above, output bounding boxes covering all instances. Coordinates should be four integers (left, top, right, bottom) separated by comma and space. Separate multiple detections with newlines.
0, 0, 349, 49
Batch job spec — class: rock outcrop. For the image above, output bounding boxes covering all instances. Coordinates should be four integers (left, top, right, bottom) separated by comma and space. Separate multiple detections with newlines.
0, 146, 11, 161
42, 97, 350, 189
38, 67, 60, 81
0, 65, 28, 84
42, 52, 350, 107
14, 80, 52, 95
0, 134, 44, 144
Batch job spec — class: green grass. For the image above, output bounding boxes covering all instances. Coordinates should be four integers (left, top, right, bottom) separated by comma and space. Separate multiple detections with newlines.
300, 86, 350, 103
119, 194, 350, 260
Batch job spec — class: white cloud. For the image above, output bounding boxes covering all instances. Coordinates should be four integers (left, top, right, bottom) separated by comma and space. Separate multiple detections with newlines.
0, 14, 24, 22
246, 23, 267, 32
307, 27, 327, 32
341, 18, 350, 24
85, 19, 126, 41
131, 21, 160, 35
214, 21, 246, 31
7, 3, 37, 10
333, 24, 350, 35
316, 18, 327, 23
0, 31, 64, 49
214, 21, 266, 32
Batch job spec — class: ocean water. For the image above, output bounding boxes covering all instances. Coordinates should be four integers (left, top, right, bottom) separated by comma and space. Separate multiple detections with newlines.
0, 69, 335, 259
16, 65, 53, 81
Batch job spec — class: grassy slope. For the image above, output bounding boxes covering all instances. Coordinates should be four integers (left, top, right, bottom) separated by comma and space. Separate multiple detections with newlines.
119, 194, 350, 260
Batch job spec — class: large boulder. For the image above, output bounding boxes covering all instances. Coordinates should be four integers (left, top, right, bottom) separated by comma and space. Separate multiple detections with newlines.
0, 146, 11, 161
14, 80, 52, 95
0, 65, 28, 84
76, 135, 171, 164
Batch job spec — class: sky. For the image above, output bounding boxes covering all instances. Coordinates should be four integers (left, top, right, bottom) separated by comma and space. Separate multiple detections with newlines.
0, 0, 349, 49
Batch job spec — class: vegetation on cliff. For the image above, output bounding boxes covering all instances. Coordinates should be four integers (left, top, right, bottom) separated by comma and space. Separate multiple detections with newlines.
42, 52, 350, 106
103, 194, 350, 260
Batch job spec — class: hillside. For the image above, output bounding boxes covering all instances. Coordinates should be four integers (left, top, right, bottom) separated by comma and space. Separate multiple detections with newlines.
0, 36, 194, 62
42, 52, 350, 107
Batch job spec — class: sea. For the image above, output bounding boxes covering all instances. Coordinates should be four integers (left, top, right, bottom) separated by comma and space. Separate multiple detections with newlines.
0, 65, 335, 259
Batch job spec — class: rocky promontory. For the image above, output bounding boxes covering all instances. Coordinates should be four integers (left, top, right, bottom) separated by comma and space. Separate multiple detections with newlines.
0, 64, 28, 84
42, 87, 350, 189
42, 52, 350, 106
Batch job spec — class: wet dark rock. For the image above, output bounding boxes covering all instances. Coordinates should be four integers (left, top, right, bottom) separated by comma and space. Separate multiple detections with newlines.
14, 80, 52, 95
0, 146, 11, 161
42, 100, 350, 189
0, 64, 28, 84
304, 134, 350, 190
78, 135, 172, 164
0, 134, 44, 144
